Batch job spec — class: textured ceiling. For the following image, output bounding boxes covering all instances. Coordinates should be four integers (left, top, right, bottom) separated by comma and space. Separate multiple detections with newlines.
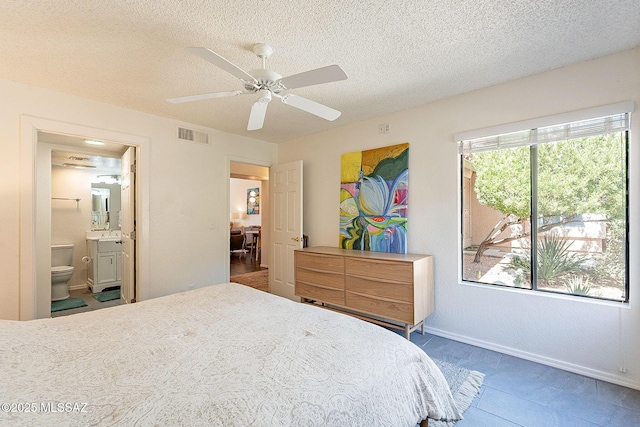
2, 1, 639, 143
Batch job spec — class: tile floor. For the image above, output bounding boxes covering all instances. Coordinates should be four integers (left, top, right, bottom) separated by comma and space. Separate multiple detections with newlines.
51, 287, 123, 318
407, 331, 640, 427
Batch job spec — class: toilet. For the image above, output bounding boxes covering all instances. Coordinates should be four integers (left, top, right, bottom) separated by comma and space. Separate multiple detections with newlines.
51, 244, 74, 301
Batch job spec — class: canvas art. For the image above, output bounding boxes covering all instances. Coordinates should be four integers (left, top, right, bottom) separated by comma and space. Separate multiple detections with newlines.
247, 188, 260, 214
340, 143, 408, 254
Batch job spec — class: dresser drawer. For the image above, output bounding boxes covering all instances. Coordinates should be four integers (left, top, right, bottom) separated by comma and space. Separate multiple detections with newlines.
346, 258, 413, 283
296, 267, 344, 290
296, 283, 345, 306
346, 291, 414, 324
346, 275, 413, 303
295, 252, 344, 273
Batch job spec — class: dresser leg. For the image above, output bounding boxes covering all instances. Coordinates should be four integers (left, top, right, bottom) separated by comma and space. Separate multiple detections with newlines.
404, 324, 410, 340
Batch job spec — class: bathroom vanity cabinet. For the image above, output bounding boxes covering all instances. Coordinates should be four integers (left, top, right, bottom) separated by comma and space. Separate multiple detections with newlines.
87, 238, 122, 293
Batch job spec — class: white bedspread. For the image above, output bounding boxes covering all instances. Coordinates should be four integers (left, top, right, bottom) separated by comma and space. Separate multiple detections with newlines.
0, 283, 460, 426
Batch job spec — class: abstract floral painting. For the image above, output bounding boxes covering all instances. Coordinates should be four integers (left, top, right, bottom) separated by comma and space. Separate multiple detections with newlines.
340, 143, 408, 254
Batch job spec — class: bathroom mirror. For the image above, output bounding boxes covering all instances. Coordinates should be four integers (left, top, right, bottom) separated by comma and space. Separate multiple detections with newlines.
91, 183, 122, 230
91, 188, 110, 230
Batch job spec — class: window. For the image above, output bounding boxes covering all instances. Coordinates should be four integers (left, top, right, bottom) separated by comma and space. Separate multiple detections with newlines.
458, 106, 630, 302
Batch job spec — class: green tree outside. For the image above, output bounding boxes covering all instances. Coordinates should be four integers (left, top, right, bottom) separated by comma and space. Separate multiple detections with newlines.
469, 133, 626, 294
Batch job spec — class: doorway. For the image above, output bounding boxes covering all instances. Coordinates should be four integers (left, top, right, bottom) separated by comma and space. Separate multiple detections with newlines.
20, 115, 149, 320
47, 137, 129, 317
229, 161, 269, 279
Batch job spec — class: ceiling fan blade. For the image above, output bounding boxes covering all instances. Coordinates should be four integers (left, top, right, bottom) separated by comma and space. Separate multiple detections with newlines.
167, 90, 243, 104
188, 47, 257, 83
277, 65, 347, 90
281, 94, 341, 121
247, 100, 269, 131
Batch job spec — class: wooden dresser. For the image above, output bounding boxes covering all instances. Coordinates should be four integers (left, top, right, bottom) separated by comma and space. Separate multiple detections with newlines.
294, 246, 434, 339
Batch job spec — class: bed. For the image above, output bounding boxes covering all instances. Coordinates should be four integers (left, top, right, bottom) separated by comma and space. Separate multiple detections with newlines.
1, 283, 461, 426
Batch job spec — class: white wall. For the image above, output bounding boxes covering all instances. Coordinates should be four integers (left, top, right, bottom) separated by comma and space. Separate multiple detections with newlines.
230, 178, 262, 227
0, 78, 277, 320
278, 47, 640, 389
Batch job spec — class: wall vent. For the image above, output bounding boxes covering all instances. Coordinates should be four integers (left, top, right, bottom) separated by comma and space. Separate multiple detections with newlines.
177, 126, 209, 145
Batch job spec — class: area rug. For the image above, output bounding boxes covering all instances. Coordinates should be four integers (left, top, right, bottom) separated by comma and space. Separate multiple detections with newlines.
93, 289, 121, 302
230, 269, 269, 292
51, 297, 88, 313
430, 358, 485, 426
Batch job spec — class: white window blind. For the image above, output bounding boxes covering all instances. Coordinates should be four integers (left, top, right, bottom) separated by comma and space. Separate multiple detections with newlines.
456, 102, 633, 155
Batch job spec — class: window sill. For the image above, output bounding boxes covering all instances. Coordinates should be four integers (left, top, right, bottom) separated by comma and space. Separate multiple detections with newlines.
459, 279, 630, 309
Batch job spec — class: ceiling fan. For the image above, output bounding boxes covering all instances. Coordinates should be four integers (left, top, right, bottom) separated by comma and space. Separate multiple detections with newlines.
168, 43, 348, 131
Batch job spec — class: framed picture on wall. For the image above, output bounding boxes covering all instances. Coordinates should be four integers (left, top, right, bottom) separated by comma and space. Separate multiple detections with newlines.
247, 188, 260, 214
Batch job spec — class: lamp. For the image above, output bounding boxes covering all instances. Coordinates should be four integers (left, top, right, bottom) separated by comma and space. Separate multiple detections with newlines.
231, 211, 246, 227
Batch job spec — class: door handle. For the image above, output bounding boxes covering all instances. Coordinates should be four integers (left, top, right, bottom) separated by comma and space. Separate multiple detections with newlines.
291, 236, 302, 242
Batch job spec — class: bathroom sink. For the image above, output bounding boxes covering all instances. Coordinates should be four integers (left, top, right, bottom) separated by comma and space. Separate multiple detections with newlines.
86, 234, 121, 242
97, 239, 122, 253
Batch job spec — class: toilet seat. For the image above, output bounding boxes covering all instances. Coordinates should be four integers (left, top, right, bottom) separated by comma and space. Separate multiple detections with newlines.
51, 266, 74, 275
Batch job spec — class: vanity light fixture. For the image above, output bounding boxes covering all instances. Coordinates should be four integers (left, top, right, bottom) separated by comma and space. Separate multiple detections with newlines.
94, 174, 121, 185
85, 140, 105, 146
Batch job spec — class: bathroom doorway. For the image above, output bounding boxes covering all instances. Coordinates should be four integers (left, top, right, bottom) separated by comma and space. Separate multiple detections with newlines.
20, 115, 149, 320
44, 133, 136, 316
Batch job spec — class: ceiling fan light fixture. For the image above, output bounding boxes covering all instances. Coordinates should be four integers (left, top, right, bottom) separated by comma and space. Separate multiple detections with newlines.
170, 44, 347, 130
257, 89, 272, 104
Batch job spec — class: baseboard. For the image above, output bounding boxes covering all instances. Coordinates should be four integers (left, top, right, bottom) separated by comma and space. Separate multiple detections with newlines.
68, 284, 88, 291
424, 326, 640, 391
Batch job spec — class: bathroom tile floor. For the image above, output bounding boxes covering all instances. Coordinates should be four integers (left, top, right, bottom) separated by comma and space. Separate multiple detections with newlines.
51, 287, 123, 318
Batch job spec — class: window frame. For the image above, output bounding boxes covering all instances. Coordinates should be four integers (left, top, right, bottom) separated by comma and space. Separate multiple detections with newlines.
456, 104, 633, 303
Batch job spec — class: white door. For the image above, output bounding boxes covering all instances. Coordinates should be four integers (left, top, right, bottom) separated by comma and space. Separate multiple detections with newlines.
269, 160, 303, 300
121, 147, 136, 303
